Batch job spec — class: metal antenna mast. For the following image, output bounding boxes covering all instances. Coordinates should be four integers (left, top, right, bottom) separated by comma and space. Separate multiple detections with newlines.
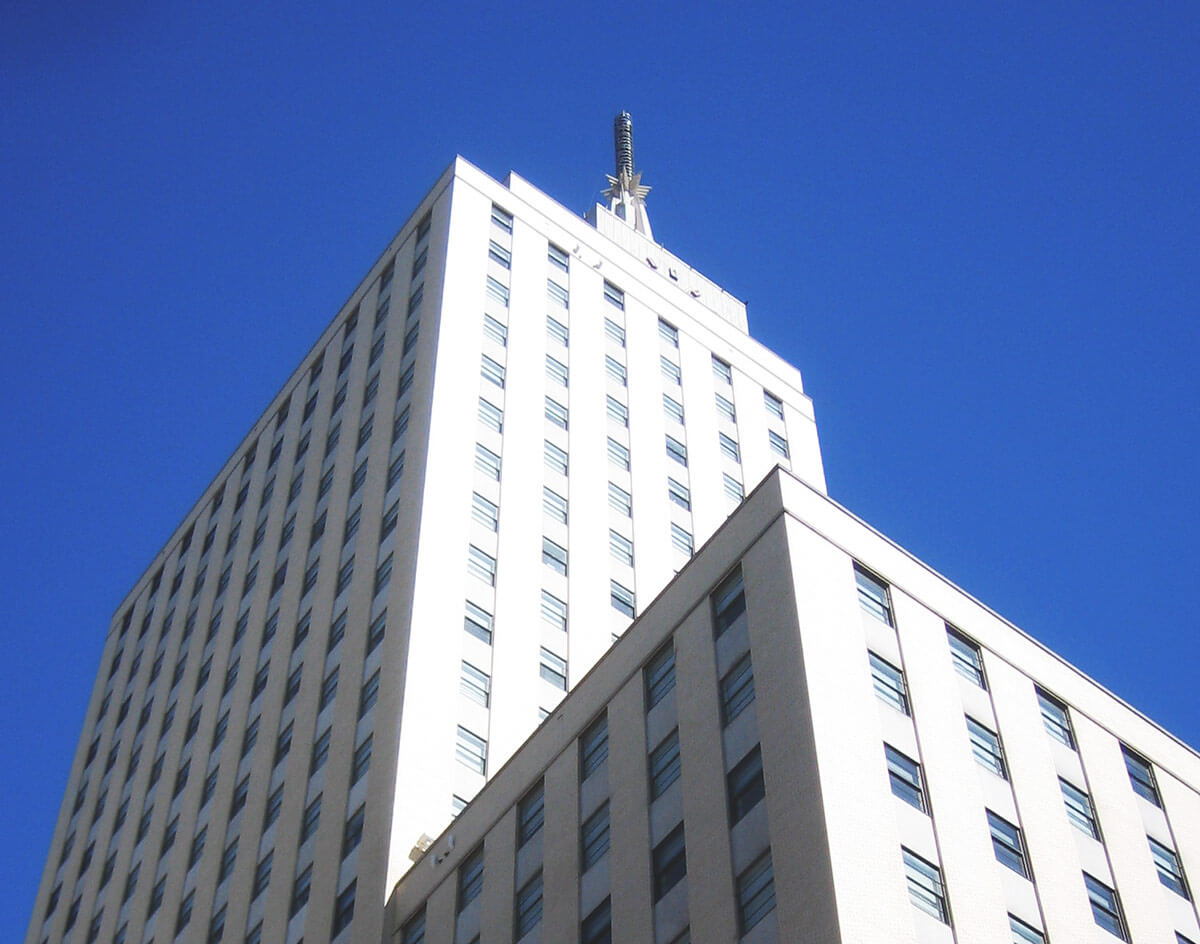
604, 111, 652, 239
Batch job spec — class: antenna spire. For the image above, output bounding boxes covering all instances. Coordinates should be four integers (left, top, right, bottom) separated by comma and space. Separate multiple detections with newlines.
603, 111, 652, 239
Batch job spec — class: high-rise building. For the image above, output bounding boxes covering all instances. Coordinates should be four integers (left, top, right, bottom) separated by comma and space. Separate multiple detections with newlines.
27, 120, 830, 944
384, 466, 1200, 944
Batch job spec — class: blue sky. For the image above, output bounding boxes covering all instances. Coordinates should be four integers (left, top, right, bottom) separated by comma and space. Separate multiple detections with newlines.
2, 0, 1197, 935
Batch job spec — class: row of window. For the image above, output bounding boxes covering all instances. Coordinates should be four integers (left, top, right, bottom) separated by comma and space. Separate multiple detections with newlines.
861, 564, 1193, 941
58, 216, 432, 941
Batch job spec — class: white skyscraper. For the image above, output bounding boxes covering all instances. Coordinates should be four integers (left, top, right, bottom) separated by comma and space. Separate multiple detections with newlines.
27, 125, 828, 944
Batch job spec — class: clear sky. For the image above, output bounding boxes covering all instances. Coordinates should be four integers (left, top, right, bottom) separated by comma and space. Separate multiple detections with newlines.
2, 0, 1197, 936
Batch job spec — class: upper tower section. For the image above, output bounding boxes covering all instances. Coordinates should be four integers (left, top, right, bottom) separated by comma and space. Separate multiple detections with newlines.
603, 111, 653, 239
585, 114, 748, 332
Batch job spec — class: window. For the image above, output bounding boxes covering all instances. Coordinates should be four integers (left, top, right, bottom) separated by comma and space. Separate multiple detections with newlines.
468, 545, 497, 585
542, 486, 567, 524
460, 662, 490, 706
606, 395, 628, 427
650, 729, 682, 799
542, 537, 567, 575
548, 243, 569, 272
540, 647, 567, 689
670, 523, 693, 556
465, 601, 493, 644
401, 908, 426, 944
768, 430, 790, 458
1150, 837, 1190, 898
610, 580, 635, 617
667, 477, 690, 510
546, 354, 568, 386
471, 492, 499, 531
728, 745, 766, 824
284, 665, 303, 704
359, 670, 381, 718
948, 628, 986, 687
251, 851, 272, 899
869, 652, 909, 714
652, 824, 687, 901
1010, 915, 1046, 944
491, 204, 513, 233
310, 727, 331, 774
290, 864, 313, 918
517, 781, 544, 845
319, 667, 339, 710
903, 848, 948, 922
514, 871, 543, 937
967, 716, 1007, 778
720, 653, 755, 725
478, 398, 503, 433
580, 713, 608, 779
458, 846, 484, 911
713, 568, 746, 636
581, 802, 610, 870
393, 404, 410, 442
607, 437, 629, 470
604, 317, 625, 346
609, 529, 634, 566
1085, 872, 1127, 940
855, 565, 893, 625
189, 827, 207, 868
488, 239, 511, 268
481, 354, 505, 388
456, 726, 487, 775
1037, 688, 1075, 748
407, 285, 425, 319
331, 880, 357, 936
724, 473, 744, 502
1060, 778, 1099, 838
218, 837, 238, 882
263, 783, 284, 829
608, 482, 632, 515
352, 734, 372, 785
737, 853, 776, 933
381, 500, 399, 539
988, 810, 1029, 877
482, 313, 508, 346
1122, 746, 1160, 805
605, 355, 627, 386
485, 275, 509, 307
545, 439, 569, 475
661, 356, 681, 385
545, 396, 568, 430
335, 556, 355, 594
581, 898, 611, 944
540, 590, 567, 631
148, 875, 166, 916
662, 316, 681, 347
546, 314, 568, 346
885, 745, 926, 811
666, 435, 688, 466
715, 393, 736, 423
764, 390, 784, 419
712, 355, 732, 384
645, 643, 676, 709
476, 443, 501, 480
603, 280, 624, 310
547, 279, 569, 308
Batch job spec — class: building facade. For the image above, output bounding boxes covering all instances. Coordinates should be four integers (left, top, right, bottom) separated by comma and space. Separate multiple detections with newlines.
26, 151, 828, 944
384, 469, 1200, 944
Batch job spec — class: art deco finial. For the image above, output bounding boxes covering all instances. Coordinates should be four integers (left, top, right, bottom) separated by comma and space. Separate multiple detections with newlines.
603, 111, 652, 239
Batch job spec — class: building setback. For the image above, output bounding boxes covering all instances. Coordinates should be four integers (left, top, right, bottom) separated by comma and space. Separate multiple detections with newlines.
26, 134, 832, 944
385, 468, 1200, 944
